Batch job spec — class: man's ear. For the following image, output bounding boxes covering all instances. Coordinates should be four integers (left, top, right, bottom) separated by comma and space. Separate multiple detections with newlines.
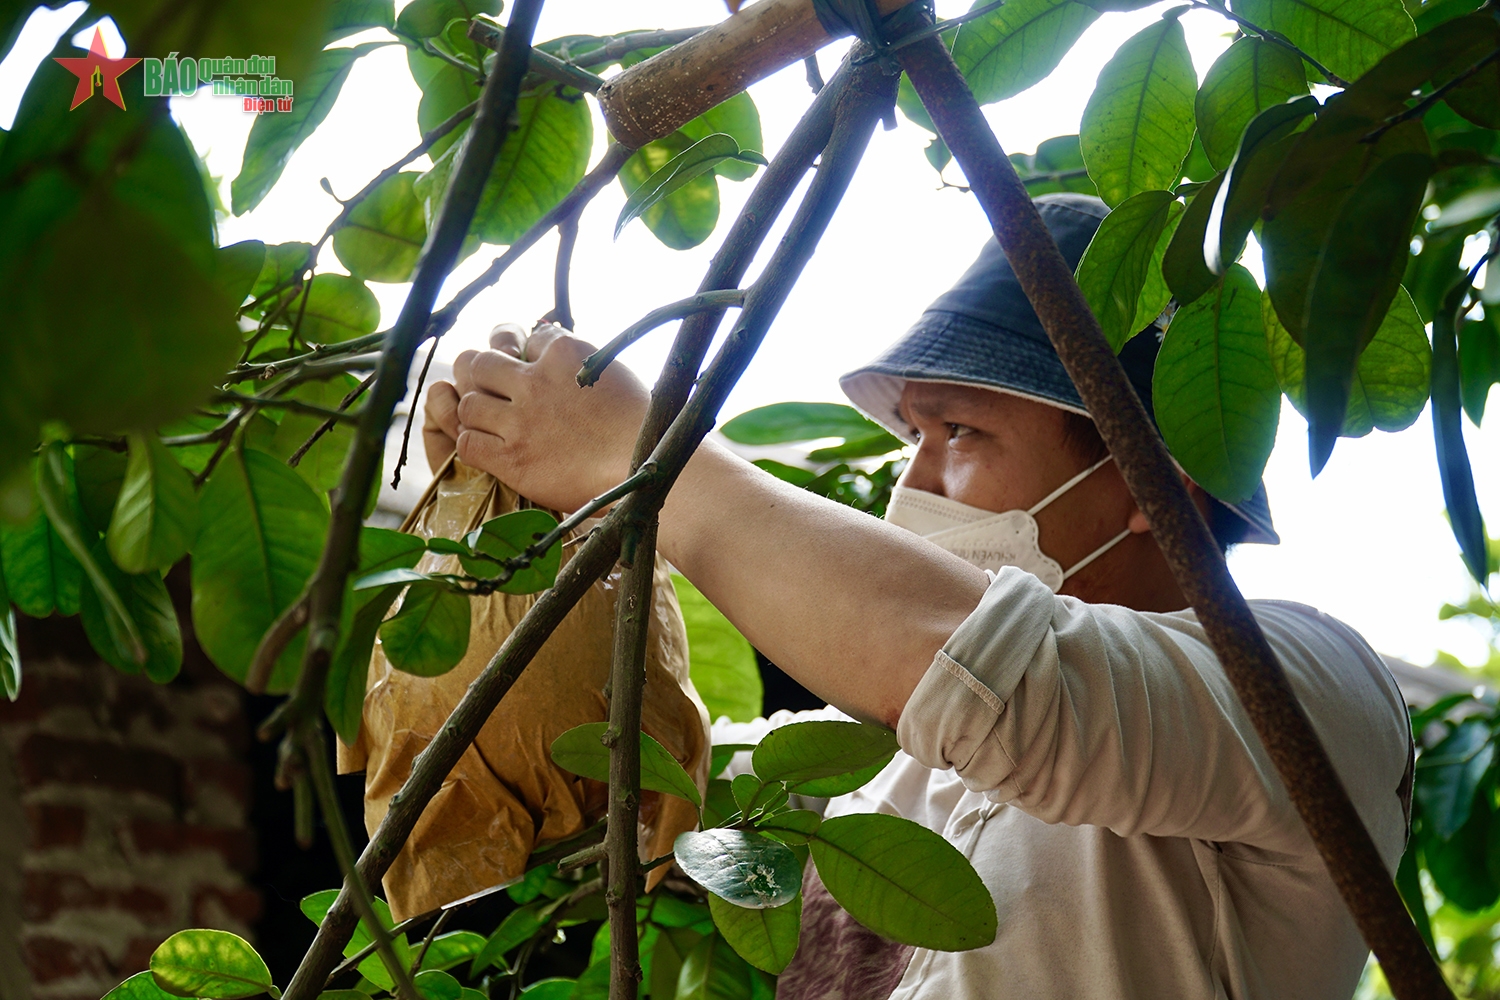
1123, 471, 1211, 534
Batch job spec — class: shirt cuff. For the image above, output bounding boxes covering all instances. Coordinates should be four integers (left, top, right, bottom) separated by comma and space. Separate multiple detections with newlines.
897, 567, 1057, 782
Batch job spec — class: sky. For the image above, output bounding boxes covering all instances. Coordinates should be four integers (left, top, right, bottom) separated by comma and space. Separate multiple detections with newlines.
4, 0, 1500, 669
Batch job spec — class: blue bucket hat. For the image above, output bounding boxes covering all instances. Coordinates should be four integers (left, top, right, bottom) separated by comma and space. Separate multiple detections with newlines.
839, 192, 1278, 545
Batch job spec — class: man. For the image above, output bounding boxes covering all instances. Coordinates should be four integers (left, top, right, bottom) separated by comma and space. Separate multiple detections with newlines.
424, 194, 1412, 999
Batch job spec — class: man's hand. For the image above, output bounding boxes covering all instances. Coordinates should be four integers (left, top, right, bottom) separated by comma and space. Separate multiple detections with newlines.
448, 322, 649, 513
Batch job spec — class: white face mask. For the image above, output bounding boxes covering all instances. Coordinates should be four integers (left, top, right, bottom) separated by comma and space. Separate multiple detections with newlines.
884, 455, 1130, 591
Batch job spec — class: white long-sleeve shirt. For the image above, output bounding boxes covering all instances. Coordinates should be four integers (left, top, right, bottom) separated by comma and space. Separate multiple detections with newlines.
713, 567, 1412, 1000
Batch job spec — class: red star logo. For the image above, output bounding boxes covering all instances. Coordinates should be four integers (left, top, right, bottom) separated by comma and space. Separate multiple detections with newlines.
53, 27, 142, 110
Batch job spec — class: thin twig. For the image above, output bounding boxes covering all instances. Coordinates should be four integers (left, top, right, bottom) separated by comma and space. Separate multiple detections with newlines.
553, 212, 580, 330
246, 594, 311, 695
411, 908, 452, 975
1185, 0, 1350, 88
211, 391, 362, 424
573, 27, 707, 67
577, 289, 749, 387
303, 727, 420, 1000
1363, 46, 1500, 144
227, 333, 387, 384
290, 373, 377, 467
468, 18, 607, 93
391, 337, 441, 490
427, 144, 632, 338
804, 54, 825, 94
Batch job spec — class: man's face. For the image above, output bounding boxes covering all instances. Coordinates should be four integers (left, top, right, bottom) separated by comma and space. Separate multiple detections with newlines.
896, 381, 1091, 513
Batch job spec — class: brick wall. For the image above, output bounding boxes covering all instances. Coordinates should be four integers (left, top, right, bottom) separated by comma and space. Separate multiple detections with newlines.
0, 571, 259, 1000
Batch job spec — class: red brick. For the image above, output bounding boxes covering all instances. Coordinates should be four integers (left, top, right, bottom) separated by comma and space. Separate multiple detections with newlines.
24, 935, 110, 984
0, 668, 101, 724
117, 935, 161, 977
22, 871, 171, 923
19, 733, 181, 805
192, 885, 262, 926
130, 819, 255, 874
26, 802, 87, 848
184, 757, 251, 810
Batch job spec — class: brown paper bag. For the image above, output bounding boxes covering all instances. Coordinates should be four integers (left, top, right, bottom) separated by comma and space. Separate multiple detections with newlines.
339, 456, 711, 920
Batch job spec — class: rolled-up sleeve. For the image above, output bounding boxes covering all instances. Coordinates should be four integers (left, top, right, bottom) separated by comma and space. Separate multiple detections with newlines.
896, 567, 1410, 862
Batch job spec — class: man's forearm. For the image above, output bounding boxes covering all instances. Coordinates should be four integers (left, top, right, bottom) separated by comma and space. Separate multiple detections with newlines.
656, 441, 990, 728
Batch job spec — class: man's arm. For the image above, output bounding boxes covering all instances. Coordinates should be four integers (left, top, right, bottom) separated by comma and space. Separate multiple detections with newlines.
443, 329, 988, 729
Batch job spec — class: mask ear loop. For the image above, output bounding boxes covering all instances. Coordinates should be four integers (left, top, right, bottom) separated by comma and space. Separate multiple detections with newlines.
1025, 454, 1115, 517
1060, 527, 1132, 583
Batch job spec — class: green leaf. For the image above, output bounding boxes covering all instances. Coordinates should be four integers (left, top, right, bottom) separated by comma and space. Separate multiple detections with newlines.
104, 971, 177, 1000
617, 133, 765, 242
216, 241, 269, 307
1459, 312, 1500, 424
1432, 279, 1489, 584
721, 402, 885, 445
318, 993, 372, 1000
471, 903, 546, 974
680, 93, 765, 182
232, 43, 388, 215
1301, 152, 1433, 473
550, 722, 703, 807
1426, 804, 1499, 910
1229, 0, 1414, 82
1394, 849, 1435, 954
416, 931, 486, 972
1204, 97, 1318, 274
379, 581, 471, 677
326, 0, 395, 40
1153, 264, 1280, 503
1416, 718, 1495, 840
754, 808, 822, 847
0, 600, 18, 702
150, 929, 279, 999
752, 460, 817, 488
353, 568, 434, 590
1265, 286, 1430, 436
1079, 13, 1197, 207
672, 574, 762, 724
651, 927, 705, 1000
676, 933, 760, 1000
1261, 122, 1430, 344
282, 274, 382, 344
251, 375, 366, 496
1161, 171, 1224, 306
703, 778, 739, 829
81, 540, 182, 684
1010, 134, 1099, 197
107, 432, 198, 574
74, 445, 127, 536
193, 448, 330, 691
459, 508, 561, 593
326, 527, 427, 744
1074, 189, 1177, 351
300, 891, 412, 990
0, 464, 83, 618
804, 430, 905, 462
711, 744, 753, 780
36, 443, 144, 663
416, 87, 593, 246
333, 172, 428, 283
811, 812, 997, 951
1194, 38, 1309, 171
103, 0, 333, 83
518, 980, 575, 999
1131, 200, 1182, 332
413, 970, 461, 1000
751, 720, 899, 789
951, 0, 1101, 105
674, 829, 802, 908
708, 893, 800, 975
395, 0, 500, 38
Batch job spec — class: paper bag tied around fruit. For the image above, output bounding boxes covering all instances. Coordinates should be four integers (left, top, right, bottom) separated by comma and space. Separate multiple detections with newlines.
338, 455, 712, 921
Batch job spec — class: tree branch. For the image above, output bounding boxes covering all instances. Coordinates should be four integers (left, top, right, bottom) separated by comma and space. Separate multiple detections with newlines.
604, 517, 657, 1000
303, 726, 419, 1000
467, 18, 608, 93
391, 337, 441, 491
278, 5, 550, 996
552, 212, 580, 331
1364, 46, 1500, 144
897, 27, 1452, 1000
577, 289, 749, 387
210, 391, 362, 423
289, 373, 377, 468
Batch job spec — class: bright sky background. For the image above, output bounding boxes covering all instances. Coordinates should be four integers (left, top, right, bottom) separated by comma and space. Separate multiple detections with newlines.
5, 0, 1500, 669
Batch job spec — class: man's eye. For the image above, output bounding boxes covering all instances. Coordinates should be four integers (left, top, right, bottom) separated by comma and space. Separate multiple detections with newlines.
948, 423, 975, 440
